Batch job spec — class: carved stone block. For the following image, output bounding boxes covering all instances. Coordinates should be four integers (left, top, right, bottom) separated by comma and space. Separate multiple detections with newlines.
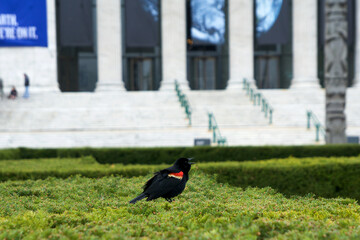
324, 0, 347, 144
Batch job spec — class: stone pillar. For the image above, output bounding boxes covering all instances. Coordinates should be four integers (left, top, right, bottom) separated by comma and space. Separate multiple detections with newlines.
324, 0, 347, 144
353, 0, 360, 87
44, 0, 59, 92
227, 0, 255, 89
96, 0, 125, 91
160, 0, 189, 90
291, 0, 320, 89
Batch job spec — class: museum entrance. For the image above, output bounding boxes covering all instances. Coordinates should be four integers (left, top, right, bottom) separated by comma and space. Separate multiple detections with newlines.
191, 57, 216, 90
122, 0, 162, 91
127, 58, 155, 91
255, 55, 280, 89
56, 0, 98, 92
57, 49, 79, 91
254, 44, 292, 89
254, 0, 293, 89
186, 0, 229, 90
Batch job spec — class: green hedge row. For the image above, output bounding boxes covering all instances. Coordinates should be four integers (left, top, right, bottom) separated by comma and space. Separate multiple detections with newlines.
2, 155, 360, 200
200, 156, 360, 200
1, 145, 360, 164
0, 157, 167, 181
1, 172, 360, 239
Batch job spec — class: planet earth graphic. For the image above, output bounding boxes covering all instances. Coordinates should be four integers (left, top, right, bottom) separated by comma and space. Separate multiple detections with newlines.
256, 0, 283, 37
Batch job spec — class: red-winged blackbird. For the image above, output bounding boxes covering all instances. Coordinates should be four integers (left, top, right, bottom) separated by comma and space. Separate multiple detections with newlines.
129, 158, 194, 204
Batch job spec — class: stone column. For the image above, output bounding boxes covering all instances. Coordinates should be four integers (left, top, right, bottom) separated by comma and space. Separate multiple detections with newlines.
324, 0, 348, 144
160, 0, 189, 90
227, 0, 255, 89
353, 0, 360, 87
96, 0, 125, 91
291, 0, 320, 89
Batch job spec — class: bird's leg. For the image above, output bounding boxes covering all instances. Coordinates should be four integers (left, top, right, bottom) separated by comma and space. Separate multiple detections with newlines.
166, 198, 173, 203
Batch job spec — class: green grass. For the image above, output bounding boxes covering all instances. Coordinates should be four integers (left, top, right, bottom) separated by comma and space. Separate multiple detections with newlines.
0, 172, 360, 239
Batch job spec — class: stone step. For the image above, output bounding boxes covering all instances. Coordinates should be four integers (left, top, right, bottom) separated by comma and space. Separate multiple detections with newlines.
0, 126, 323, 148
260, 88, 360, 128
187, 90, 270, 127
2, 87, 358, 148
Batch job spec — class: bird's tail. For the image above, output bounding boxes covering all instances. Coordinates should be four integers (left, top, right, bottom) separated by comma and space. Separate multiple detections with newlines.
129, 193, 147, 204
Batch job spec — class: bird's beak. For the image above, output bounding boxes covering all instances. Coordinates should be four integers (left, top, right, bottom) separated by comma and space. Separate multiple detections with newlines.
188, 158, 195, 165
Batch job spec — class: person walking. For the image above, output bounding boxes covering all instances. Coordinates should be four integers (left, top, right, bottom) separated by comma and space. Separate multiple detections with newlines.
23, 73, 30, 98
0, 78, 4, 99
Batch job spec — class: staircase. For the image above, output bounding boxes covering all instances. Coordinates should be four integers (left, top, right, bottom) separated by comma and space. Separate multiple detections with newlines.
260, 87, 360, 141
346, 88, 360, 136
1, 86, 358, 148
186, 89, 322, 145
0, 91, 211, 148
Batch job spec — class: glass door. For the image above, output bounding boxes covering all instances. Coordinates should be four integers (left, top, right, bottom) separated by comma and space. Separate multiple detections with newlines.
128, 58, 154, 91
57, 48, 79, 92
193, 57, 216, 90
255, 56, 280, 89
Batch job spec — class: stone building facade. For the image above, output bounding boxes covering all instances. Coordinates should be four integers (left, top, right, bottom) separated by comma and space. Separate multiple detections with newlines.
0, 0, 358, 93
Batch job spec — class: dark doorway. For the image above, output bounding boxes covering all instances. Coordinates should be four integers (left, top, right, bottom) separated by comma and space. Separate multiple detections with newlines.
127, 58, 155, 91
57, 49, 79, 91
192, 57, 216, 90
56, 0, 98, 92
254, 45, 293, 89
122, 0, 162, 91
254, 0, 293, 89
255, 56, 280, 89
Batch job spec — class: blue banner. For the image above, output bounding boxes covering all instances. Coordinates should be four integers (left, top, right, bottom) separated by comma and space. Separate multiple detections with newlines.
0, 0, 48, 47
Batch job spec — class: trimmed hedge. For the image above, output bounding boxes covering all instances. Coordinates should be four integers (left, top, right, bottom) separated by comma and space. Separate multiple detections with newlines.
2, 156, 360, 200
200, 156, 360, 200
1, 145, 360, 164
0, 156, 167, 181
1, 173, 360, 239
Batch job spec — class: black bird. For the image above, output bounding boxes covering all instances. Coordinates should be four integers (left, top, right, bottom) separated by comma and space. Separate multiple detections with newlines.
129, 158, 194, 204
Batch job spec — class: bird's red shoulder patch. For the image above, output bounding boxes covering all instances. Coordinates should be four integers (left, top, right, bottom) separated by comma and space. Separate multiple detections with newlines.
168, 171, 183, 180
